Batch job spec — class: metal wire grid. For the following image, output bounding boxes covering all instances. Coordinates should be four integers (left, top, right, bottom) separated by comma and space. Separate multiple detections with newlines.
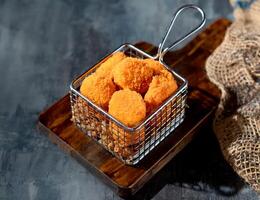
70, 44, 188, 165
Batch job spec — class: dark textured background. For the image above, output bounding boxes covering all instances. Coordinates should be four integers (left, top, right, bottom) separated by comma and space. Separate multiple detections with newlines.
0, 0, 259, 199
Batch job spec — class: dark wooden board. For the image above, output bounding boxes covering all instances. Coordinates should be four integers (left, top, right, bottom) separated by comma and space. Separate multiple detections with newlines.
38, 19, 232, 198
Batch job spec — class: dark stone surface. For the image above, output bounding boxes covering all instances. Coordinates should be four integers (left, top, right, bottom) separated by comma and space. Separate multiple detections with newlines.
0, 0, 258, 199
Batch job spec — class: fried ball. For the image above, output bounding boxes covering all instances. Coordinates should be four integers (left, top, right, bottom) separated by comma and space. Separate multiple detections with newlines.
144, 73, 178, 113
109, 89, 146, 127
144, 58, 165, 75
108, 89, 146, 146
144, 58, 174, 78
80, 74, 116, 110
95, 52, 126, 78
113, 57, 153, 94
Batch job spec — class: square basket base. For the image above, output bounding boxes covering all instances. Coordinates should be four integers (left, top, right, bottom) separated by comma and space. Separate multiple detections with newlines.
38, 19, 231, 198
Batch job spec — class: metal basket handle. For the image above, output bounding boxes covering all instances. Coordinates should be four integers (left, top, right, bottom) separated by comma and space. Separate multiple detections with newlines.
156, 4, 206, 61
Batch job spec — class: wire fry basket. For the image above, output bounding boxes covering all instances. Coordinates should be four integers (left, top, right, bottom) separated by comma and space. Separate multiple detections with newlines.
70, 5, 206, 165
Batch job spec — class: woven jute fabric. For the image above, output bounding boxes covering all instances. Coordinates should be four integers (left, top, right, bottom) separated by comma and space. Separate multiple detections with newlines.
206, 1, 260, 192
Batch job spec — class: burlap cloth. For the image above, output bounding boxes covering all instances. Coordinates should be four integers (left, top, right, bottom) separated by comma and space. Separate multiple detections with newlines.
206, 1, 260, 192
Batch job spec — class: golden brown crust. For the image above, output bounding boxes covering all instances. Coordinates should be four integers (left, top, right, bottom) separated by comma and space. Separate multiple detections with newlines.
95, 52, 126, 78
144, 73, 178, 113
113, 57, 153, 94
80, 74, 116, 110
144, 58, 165, 75
108, 89, 146, 147
108, 89, 146, 127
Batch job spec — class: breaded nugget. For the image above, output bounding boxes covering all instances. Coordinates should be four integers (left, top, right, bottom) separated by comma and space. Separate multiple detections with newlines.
95, 52, 126, 78
109, 89, 146, 127
113, 57, 153, 94
109, 89, 146, 146
144, 58, 175, 78
144, 58, 165, 75
80, 74, 116, 110
144, 73, 178, 113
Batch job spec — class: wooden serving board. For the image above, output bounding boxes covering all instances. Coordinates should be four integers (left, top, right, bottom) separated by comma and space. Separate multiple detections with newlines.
38, 19, 231, 198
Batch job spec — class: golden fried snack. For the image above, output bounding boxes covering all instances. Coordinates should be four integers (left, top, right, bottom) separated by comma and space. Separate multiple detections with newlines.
144, 73, 178, 113
144, 58, 175, 79
144, 58, 165, 75
95, 52, 126, 78
108, 89, 146, 146
109, 89, 146, 127
113, 57, 153, 94
80, 74, 116, 110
